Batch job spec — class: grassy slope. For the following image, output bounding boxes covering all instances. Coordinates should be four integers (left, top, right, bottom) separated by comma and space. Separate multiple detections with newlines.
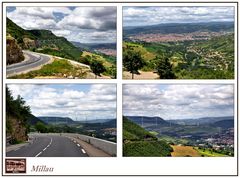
195, 147, 230, 157
81, 51, 116, 78
10, 58, 89, 79
123, 116, 173, 157
81, 51, 113, 67
123, 42, 156, 61
195, 34, 234, 57
123, 33, 234, 78
7, 17, 36, 40
7, 17, 82, 60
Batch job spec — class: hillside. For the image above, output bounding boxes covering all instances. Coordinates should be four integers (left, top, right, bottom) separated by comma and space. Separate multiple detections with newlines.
7, 17, 82, 60
72, 42, 116, 50
211, 119, 234, 129
168, 116, 234, 126
81, 119, 116, 131
38, 116, 76, 125
124, 115, 234, 156
6, 86, 31, 144
28, 114, 46, 126
77, 119, 115, 124
78, 51, 116, 78
123, 33, 234, 79
123, 116, 173, 156
7, 17, 36, 40
126, 116, 173, 128
126, 115, 234, 140
124, 22, 234, 37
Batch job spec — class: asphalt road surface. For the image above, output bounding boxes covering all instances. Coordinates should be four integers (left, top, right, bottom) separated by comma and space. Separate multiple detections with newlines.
6, 51, 51, 77
6, 134, 88, 157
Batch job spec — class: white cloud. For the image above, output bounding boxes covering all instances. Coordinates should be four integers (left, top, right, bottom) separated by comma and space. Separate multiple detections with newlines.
7, 6, 117, 43
52, 30, 71, 37
7, 84, 116, 120
123, 84, 234, 120
123, 6, 234, 26
62, 90, 85, 99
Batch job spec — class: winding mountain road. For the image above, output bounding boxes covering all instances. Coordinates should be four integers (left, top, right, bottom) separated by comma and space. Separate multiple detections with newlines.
6, 50, 52, 77
6, 134, 88, 157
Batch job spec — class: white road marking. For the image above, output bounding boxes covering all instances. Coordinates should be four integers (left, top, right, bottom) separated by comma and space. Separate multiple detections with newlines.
77, 144, 80, 147
35, 137, 52, 156
35, 151, 42, 157
49, 138, 52, 145
14, 148, 19, 151
81, 149, 86, 154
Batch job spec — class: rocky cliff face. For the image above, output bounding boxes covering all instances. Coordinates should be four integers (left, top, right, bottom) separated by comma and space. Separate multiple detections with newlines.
6, 36, 24, 65
23, 37, 37, 49
7, 116, 28, 143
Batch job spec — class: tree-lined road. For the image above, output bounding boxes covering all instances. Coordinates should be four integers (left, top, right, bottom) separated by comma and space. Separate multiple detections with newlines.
6, 134, 88, 157
6, 51, 51, 77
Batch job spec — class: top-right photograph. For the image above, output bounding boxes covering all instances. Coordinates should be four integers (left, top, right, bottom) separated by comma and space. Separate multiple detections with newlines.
122, 6, 235, 80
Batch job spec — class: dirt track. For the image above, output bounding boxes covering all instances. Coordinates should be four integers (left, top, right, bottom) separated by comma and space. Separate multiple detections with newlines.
123, 71, 159, 80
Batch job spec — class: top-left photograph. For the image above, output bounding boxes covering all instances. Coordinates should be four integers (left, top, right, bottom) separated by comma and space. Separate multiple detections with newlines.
6, 6, 117, 79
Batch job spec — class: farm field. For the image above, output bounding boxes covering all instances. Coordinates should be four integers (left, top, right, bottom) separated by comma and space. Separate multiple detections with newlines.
171, 145, 200, 157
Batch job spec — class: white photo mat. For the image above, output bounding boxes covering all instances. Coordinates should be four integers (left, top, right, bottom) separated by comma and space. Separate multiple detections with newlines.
1, 1, 238, 176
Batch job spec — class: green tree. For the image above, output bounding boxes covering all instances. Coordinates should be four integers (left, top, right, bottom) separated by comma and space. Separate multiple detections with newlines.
123, 48, 145, 79
90, 60, 106, 79
6, 86, 31, 143
15, 95, 31, 122
79, 55, 91, 65
6, 86, 14, 115
110, 65, 117, 79
156, 57, 176, 79
35, 122, 48, 133
6, 86, 14, 133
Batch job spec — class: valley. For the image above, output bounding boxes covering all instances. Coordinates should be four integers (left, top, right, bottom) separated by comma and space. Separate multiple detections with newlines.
124, 116, 234, 157
123, 22, 234, 79
123, 116, 173, 156
6, 85, 117, 146
128, 31, 230, 43
33, 116, 117, 143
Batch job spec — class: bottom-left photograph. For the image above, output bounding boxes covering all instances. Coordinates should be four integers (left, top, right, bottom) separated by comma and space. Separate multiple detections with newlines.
5, 84, 117, 157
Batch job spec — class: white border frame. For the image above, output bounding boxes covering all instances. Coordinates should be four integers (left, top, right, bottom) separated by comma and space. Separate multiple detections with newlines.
1, 1, 238, 176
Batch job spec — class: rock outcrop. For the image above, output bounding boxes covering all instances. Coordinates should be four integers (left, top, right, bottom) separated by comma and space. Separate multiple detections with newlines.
23, 37, 36, 49
7, 116, 28, 143
6, 35, 24, 65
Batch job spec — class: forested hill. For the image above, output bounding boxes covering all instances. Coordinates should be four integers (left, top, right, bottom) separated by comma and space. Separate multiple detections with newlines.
7, 17, 82, 60
123, 116, 173, 156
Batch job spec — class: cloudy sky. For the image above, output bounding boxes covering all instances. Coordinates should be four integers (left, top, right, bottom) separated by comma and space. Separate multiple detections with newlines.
123, 84, 234, 120
8, 84, 116, 120
7, 6, 116, 43
123, 6, 234, 27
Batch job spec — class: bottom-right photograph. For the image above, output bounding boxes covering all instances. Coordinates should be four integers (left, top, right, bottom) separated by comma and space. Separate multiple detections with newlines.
122, 84, 234, 157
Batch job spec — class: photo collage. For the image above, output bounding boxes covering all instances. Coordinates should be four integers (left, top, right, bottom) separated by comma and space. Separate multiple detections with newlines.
2, 1, 238, 176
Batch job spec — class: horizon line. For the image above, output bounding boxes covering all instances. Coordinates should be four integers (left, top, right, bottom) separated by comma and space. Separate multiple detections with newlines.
123, 20, 234, 28
124, 115, 234, 120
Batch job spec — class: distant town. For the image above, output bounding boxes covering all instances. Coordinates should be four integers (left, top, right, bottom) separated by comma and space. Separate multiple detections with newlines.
128, 31, 232, 43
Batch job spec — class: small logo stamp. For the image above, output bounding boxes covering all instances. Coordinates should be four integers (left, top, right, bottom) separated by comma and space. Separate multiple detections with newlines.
5, 159, 26, 173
